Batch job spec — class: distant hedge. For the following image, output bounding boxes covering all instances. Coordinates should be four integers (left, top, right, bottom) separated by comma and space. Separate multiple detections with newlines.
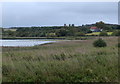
99, 31, 108, 36
112, 30, 120, 36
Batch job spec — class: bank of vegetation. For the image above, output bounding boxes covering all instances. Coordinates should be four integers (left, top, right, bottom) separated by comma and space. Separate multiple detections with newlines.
1, 21, 120, 38
2, 37, 118, 82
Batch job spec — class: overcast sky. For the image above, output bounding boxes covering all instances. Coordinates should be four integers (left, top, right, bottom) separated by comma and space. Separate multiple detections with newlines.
2, 2, 118, 28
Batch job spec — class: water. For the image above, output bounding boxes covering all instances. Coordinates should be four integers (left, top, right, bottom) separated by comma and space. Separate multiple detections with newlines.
0, 39, 56, 47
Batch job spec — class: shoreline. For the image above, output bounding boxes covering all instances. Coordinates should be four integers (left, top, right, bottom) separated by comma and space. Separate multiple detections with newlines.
1, 40, 87, 48
1, 40, 57, 47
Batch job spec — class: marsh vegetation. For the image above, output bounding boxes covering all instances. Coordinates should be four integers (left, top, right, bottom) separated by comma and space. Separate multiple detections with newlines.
2, 37, 118, 82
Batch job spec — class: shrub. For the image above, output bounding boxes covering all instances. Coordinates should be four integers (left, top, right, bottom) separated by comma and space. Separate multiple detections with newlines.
118, 43, 120, 48
99, 31, 108, 36
75, 32, 85, 36
46, 33, 56, 37
93, 38, 107, 47
87, 30, 92, 33
112, 30, 120, 36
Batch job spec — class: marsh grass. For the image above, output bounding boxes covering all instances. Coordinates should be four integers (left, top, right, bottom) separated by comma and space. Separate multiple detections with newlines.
2, 37, 118, 82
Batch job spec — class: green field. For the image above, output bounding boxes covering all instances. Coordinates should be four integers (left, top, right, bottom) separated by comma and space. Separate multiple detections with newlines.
2, 37, 118, 82
3, 29, 17, 32
85, 32, 113, 36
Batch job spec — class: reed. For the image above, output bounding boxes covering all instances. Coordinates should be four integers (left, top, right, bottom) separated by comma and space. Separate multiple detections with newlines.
2, 36, 118, 82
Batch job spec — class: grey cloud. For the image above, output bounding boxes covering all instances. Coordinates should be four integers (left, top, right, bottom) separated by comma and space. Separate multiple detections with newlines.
2, 2, 118, 27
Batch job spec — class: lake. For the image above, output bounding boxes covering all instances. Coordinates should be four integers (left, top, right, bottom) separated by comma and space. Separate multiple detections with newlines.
0, 39, 56, 47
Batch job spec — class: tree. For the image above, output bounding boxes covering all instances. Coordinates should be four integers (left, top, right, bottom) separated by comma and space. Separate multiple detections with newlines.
67, 27, 77, 36
112, 30, 120, 36
6, 30, 16, 37
95, 21, 105, 29
104, 26, 112, 32
40, 32, 46, 37
56, 29, 68, 36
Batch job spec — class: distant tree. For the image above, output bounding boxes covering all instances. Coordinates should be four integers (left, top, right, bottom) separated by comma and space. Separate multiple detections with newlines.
75, 32, 85, 36
72, 24, 75, 27
6, 30, 16, 37
117, 25, 120, 29
112, 30, 120, 36
67, 27, 77, 36
95, 21, 106, 29
40, 32, 46, 37
56, 29, 68, 36
104, 26, 112, 32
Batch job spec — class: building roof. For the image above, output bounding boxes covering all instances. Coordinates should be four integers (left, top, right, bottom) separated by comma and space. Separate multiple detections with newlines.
90, 27, 97, 29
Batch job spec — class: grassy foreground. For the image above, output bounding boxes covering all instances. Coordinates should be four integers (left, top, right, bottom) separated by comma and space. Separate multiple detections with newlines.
2, 37, 118, 82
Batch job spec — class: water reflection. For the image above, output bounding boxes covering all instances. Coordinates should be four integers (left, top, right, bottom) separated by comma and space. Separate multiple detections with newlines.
0, 39, 56, 47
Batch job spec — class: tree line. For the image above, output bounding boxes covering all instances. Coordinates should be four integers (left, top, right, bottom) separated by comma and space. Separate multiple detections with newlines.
2, 21, 120, 37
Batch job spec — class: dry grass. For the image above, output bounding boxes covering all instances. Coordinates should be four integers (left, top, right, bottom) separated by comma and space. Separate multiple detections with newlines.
2, 36, 119, 82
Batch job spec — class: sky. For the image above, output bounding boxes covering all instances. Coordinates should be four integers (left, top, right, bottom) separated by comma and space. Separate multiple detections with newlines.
0, 0, 119, 2
1, 2, 118, 28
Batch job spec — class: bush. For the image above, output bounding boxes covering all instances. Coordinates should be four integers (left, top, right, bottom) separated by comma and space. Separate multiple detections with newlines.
87, 30, 92, 33
46, 33, 56, 37
112, 30, 120, 36
99, 31, 108, 36
75, 32, 85, 36
93, 38, 107, 47
118, 43, 120, 48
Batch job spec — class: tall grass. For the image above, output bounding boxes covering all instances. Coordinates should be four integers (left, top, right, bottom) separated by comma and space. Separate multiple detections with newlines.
2, 37, 118, 82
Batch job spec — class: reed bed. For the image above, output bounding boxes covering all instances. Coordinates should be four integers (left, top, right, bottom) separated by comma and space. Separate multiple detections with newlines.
2, 37, 118, 82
